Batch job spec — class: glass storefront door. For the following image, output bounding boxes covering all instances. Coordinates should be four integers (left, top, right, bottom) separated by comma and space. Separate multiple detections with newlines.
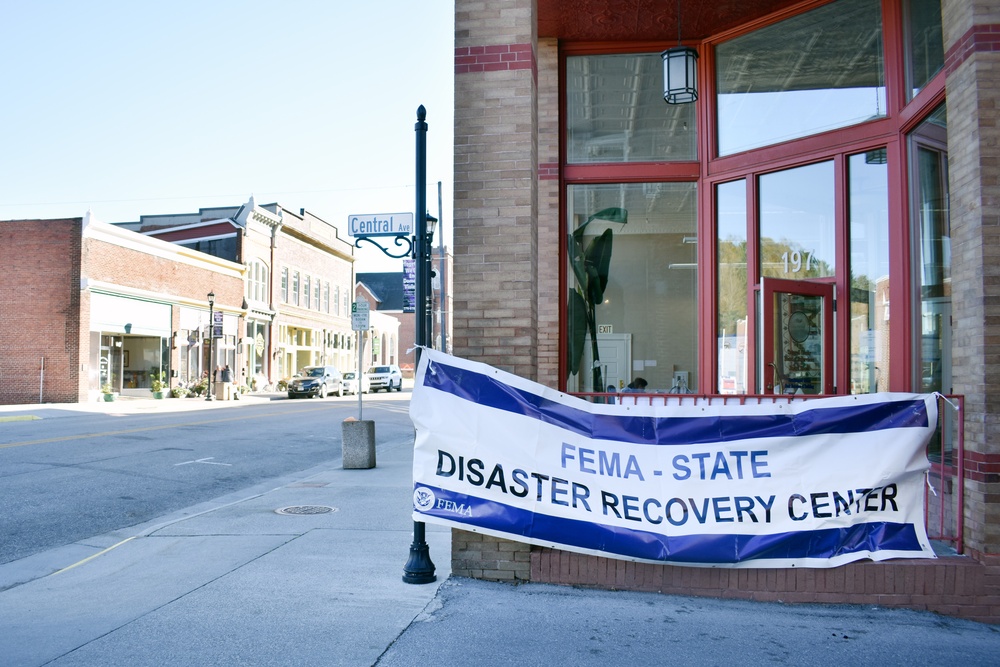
761, 278, 835, 395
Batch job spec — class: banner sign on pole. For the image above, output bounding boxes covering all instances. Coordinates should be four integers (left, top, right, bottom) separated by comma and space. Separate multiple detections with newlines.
403, 259, 416, 313
410, 349, 939, 568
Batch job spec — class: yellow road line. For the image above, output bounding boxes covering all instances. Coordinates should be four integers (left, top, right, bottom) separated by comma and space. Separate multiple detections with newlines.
0, 415, 40, 423
0, 405, 332, 450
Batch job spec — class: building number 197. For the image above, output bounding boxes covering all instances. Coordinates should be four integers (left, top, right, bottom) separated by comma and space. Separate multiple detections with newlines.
782, 250, 814, 275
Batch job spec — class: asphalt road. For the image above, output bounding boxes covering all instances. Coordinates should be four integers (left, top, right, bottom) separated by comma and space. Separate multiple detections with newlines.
0, 392, 414, 565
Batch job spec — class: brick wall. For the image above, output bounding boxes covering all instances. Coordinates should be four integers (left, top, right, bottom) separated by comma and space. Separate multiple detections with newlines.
84, 239, 244, 307
533, 549, 1000, 625
453, 0, 539, 380
0, 219, 83, 404
942, 0, 1000, 555
537, 38, 561, 388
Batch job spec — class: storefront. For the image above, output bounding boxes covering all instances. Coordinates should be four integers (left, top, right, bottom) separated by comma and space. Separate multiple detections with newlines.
561, 0, 948, 399
452, 0, 1000, 621
89, 293, 171, 396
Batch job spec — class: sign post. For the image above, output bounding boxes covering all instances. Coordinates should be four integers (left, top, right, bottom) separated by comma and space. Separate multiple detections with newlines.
352, 298, 370, 420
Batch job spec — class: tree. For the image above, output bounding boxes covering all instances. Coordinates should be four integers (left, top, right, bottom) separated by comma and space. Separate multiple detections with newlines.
567, 207, 628, 392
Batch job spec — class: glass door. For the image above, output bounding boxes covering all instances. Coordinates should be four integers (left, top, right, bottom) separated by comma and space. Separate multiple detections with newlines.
761, 278, 835, 395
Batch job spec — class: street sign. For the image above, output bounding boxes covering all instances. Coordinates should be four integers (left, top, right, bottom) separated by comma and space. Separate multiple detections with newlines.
352, 299, 370, 331
347, 213, 413, 237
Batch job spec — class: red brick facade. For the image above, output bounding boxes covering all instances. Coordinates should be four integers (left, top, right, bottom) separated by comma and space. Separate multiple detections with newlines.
0, 217, 245, 404
0, 219, 84, 404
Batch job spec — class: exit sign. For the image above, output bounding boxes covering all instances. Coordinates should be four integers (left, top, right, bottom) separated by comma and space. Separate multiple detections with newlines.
598, 325, 613, 334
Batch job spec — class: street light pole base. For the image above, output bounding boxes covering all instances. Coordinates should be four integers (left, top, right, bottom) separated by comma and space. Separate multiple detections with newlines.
402, 542, 436, 584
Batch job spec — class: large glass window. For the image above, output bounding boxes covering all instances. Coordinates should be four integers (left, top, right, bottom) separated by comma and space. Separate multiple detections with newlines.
909, 105, 950, 393
566, 53, 697, 163
905, 0, 943, 100
716, 0, 885, 156
759, 161, 836, 279
566, 182, 698, 394
717, 180, 748, 394
848, 151, 891, 393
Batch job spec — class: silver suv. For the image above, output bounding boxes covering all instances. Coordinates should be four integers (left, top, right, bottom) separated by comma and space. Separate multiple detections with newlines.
366, 364, 402, 392
287, 365, 343, 399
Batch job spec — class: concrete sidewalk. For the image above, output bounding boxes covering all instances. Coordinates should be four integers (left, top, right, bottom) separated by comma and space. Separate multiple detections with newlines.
0, 402, 450, 667
2, 397, 999, 666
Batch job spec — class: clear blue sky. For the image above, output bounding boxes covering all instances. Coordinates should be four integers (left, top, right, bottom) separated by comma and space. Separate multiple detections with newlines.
0, 1, 454, 272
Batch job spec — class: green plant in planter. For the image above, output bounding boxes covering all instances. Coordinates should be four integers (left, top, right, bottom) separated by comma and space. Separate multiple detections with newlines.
170, 386, 189, 398
567, 206, 628, 393
150, 372, 167, 392
101, 382, 115, 401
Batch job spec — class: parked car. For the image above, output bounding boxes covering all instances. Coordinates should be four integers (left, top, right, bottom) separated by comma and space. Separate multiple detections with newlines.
287, 365, 343, 399
367, 364, 402, 392
342, 371, 370, 395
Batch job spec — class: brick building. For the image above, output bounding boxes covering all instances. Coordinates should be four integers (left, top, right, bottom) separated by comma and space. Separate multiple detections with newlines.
0, 215, 244, 404
449, 0, 1000, 622
129, 197, 356, 388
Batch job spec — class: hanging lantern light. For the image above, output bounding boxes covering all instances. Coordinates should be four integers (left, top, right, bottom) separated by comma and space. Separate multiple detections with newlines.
662, 0, 698, 104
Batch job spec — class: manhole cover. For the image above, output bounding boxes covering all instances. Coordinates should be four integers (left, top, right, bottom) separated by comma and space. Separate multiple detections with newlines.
275, 505, 337, 515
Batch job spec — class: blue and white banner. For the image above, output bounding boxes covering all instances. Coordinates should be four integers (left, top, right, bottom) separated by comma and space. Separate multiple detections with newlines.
410, 349, 938, 568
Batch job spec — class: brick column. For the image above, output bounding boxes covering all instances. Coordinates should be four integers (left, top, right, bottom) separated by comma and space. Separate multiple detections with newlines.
537, 37, 561, 388
452, 0, 539, 582
942, 0, 1000, 555
453, 0, 538, 380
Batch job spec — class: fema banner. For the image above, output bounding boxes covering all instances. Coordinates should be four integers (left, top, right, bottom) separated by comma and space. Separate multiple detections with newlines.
409, 349, 939, 568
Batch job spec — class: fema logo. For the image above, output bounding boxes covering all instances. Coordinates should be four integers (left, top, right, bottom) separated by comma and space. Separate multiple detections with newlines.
413, 486, 436, 512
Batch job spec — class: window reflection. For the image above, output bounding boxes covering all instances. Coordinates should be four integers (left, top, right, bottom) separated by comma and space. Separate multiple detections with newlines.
566, 53, 697, 163
716, 0, 885, 156
717, 180, 747, 394
566, 183, 698, 393
759, 162, 836, 280
905, 0, 944, 100
909, 105, 950, 394
848, 152, 890, 394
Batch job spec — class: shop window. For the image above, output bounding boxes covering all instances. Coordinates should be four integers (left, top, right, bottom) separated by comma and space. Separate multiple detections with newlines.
717, 179, 748, 394
716, 0, 885, 156
909, 104, 950, 393
905, 0, 943, 100
566, 53, 697, 163
566, 182, 698, 394
848, 151, 891, 393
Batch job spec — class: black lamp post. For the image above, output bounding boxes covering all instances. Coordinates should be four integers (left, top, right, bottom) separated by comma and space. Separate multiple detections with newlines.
349, 108, 436, 584
206, 291, 215, 401
402, 105, 436, 585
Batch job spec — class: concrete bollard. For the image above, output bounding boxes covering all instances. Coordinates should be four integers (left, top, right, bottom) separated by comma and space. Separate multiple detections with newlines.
342, 418, 376, 469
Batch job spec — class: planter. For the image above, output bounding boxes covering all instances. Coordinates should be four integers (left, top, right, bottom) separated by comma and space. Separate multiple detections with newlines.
152, 391, 165, 400
103, 393, 115, 402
